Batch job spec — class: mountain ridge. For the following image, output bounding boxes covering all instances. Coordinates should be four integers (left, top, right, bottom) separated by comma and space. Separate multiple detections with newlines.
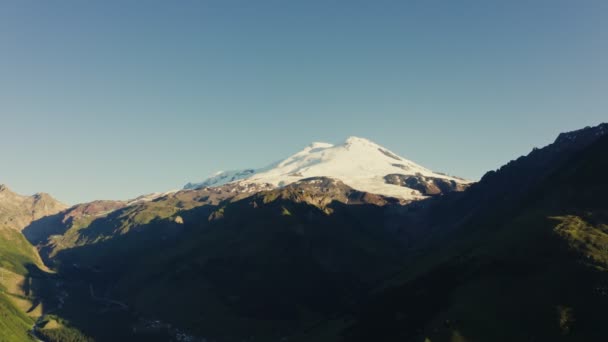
0, 184, 67, 232
1, 124, 607, 342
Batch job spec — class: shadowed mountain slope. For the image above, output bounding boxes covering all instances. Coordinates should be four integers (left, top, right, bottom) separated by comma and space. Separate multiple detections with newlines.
6, 123, 607, 342
341, 125, 608, 342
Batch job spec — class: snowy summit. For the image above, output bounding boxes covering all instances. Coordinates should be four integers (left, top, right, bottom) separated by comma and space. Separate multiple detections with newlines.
185, 137, 471, 200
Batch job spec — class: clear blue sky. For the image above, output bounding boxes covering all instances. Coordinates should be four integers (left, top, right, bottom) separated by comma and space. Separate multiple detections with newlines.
1, 0, 606, 204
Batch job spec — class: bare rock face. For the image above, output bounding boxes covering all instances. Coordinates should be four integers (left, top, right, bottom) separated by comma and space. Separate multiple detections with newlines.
383, 174, 469, 196
256, 177, 402, 211
62, 200, 126, 221
0, 184, 67, 231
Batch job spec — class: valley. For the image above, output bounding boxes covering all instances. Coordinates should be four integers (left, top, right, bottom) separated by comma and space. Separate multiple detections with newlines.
1, 125, 607, 341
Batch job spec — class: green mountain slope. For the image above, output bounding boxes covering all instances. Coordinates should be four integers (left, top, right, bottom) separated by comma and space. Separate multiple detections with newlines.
15, 123, 608, 342
35, 178, 408, 341
0, 186, 67, 342
342, 128, 608, 342
23, 184, 255, 265
0, 294, 34, 342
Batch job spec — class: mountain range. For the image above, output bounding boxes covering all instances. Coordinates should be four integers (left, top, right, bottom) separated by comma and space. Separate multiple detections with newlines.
0, 124, 607, 342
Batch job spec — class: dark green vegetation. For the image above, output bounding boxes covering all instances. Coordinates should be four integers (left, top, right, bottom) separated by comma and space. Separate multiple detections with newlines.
35, 316, 94, 342
26, 179, 412, 341
1, 123, 607, 341
344, 124, 608, 342
37, 328, 93, 342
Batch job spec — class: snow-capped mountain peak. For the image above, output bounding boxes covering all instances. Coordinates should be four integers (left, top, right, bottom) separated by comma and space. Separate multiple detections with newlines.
308, 141, 334, 149
344, 136, 377, 146
185, 137, 471, 200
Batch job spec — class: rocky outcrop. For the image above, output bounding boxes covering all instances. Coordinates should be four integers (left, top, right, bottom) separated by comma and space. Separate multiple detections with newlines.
0, 184, 67, 231
257, 177, 402, 211
384, 174, 469, 196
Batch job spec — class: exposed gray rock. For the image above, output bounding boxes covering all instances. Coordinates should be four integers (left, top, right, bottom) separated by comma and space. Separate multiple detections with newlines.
384, 174, 469, 196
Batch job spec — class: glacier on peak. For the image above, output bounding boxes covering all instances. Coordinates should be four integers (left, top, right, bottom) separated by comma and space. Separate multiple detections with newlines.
184, 136, 470, 200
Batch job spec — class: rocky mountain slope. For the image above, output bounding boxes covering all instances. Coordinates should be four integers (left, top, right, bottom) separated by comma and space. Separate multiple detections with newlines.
1, 124, 607, 342
0, 185, 66, 273
28, 124, 606, 341
0, 186, 68, 342
0, 185, 67, 232
340, 123, 608, 342
21, 178, 411, 341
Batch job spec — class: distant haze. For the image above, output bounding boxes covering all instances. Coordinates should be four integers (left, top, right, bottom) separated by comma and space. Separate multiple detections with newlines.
1, 1, 606, 204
